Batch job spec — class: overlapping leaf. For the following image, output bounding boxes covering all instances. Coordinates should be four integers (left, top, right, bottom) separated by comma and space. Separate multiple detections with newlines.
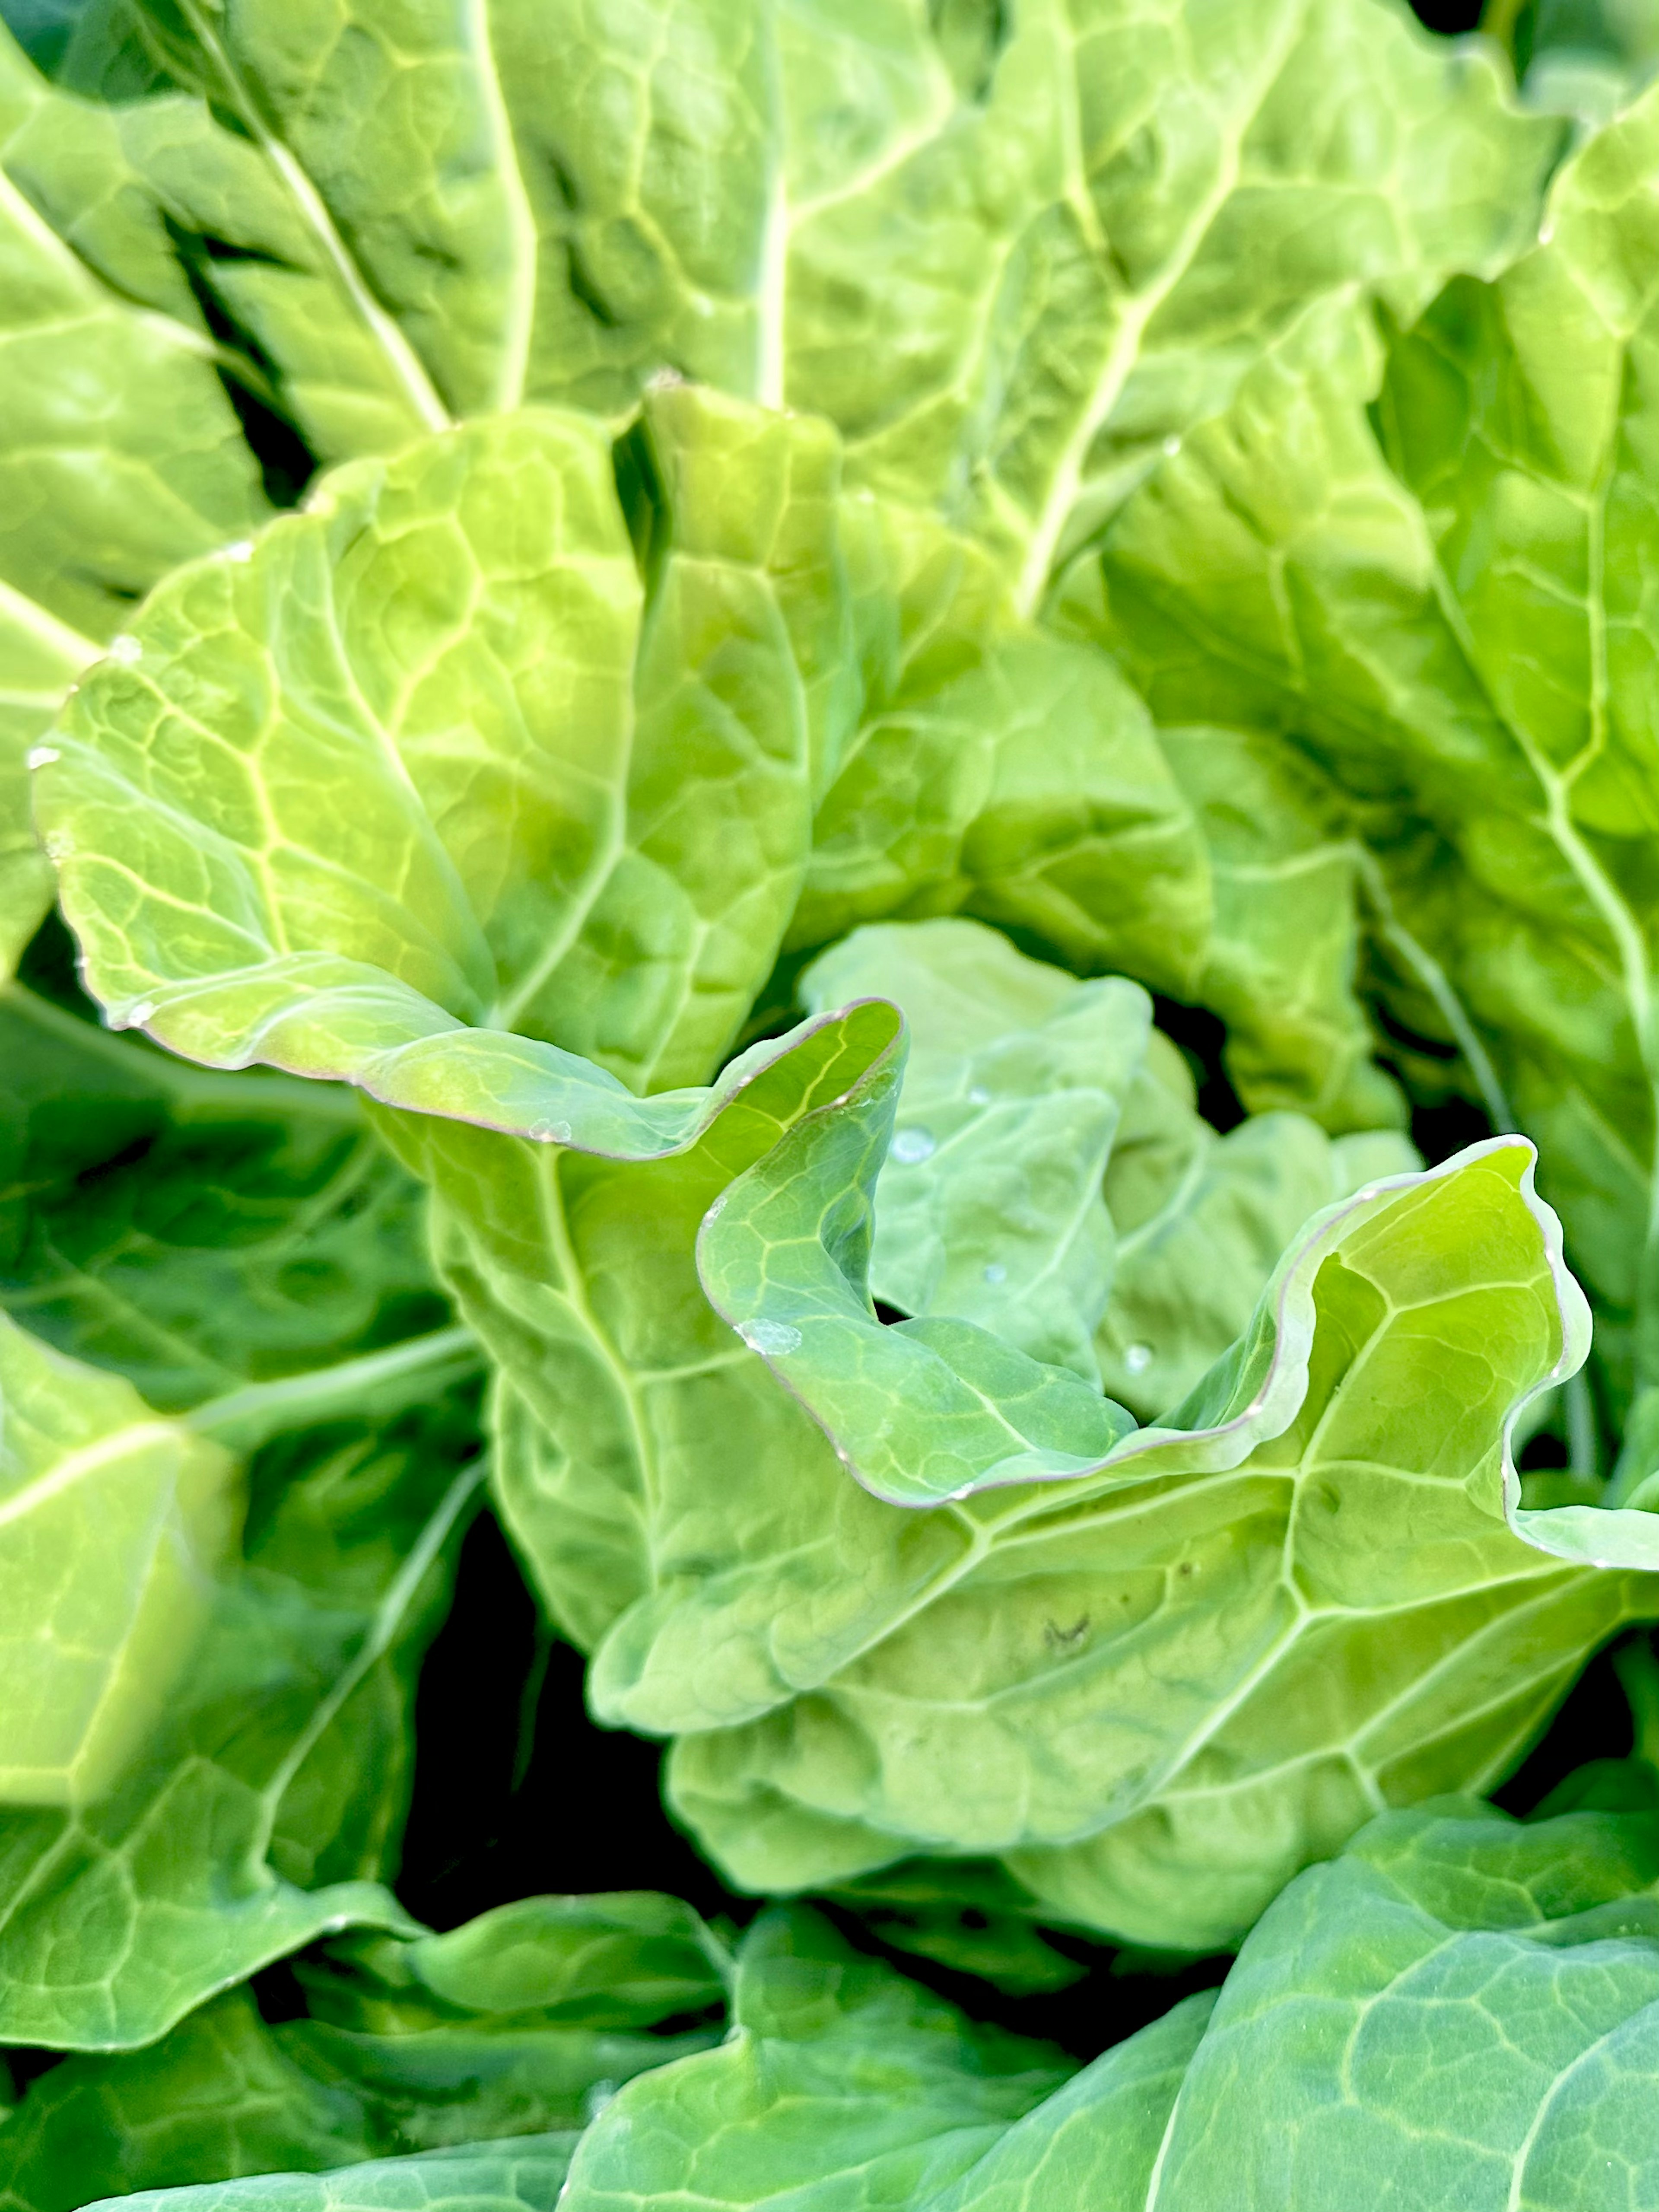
1059, 82, 1659, 1450
560, 1906, 1072, 2212
77, 2139, 579, 2212
0, 1894, 726, 2212
0, 966, 483, 2049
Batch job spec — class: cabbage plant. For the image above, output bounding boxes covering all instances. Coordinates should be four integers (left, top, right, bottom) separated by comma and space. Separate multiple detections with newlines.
8, 0, 1659, 2206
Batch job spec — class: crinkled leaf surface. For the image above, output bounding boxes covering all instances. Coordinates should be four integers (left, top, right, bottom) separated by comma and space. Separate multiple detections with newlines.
0, 1310, 238, 1805
73, 2139, 579, 2212
798, 917, 1418, 1415
36, 388, 865, 1104
560, 1905, 1072, 2212
34, 390, 1212, 1101
801, 920, 1150, 1384
683, 1133, 1659, 1945
789, 497, 1210, 999
1062, 85, 1659, 1432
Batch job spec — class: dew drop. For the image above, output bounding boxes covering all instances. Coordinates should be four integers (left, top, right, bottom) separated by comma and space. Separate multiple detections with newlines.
704, 1192, 728, 1222
529, 1117, 572, 1145
968, 1085, 992, 1106
1162, 435, 1182, 458
950, 1483, 974, 1501
890, 1127, 936, 1164
1539, 220, 1556, 245
42, 829, 74, 861
739, 1319, 803, 1356
106, 635, 143, 665
1125, 1342, 1153, 1375
25, 745, 59, 770
127, 999, 157, 1027
223, 539, 255, 563
983, 1261, 1008, 1284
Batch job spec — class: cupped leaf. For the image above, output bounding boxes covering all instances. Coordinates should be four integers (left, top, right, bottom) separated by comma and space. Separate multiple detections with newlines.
560, 1906, 1072, 2212
0, 1312, 239, 1805
377, 997, 912, 1712
678, 1134, 1659, 1946
69, 2138, 579, 2212
801, 920, 1150, 1384
1060, 86, 1659, 1435
796, 916, 1418, 1416
1096, 1026, 1420, 1418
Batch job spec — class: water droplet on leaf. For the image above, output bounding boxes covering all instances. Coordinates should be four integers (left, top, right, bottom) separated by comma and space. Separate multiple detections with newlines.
983, 1262, 1008, 1284
740, 1320, 803, 1356
891, 1128, 936, 1163
1125, 1342, 1153, 1374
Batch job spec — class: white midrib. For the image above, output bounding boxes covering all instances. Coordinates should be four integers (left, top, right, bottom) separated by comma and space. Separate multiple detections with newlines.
172, 0, 449, 435
464, 0, 537, 411
1012, 16, 1303, 620
0, 1419, 181, 1533
0, 573, 98, 671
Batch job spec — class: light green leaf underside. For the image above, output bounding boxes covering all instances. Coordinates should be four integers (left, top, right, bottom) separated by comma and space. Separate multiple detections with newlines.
0, 1311, 238, 1806
72, 2139, 578, 2212
0, 1887, 724, 2212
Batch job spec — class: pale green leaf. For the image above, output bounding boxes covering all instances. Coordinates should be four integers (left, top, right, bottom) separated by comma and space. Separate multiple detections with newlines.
36, 391, 877, 1101
682, 1135, 1659, 1946
792, 500, 1211, 998
801, 920, 1150, 1382
0, 1312, 239, 1805
0, 1385, 478, 2048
